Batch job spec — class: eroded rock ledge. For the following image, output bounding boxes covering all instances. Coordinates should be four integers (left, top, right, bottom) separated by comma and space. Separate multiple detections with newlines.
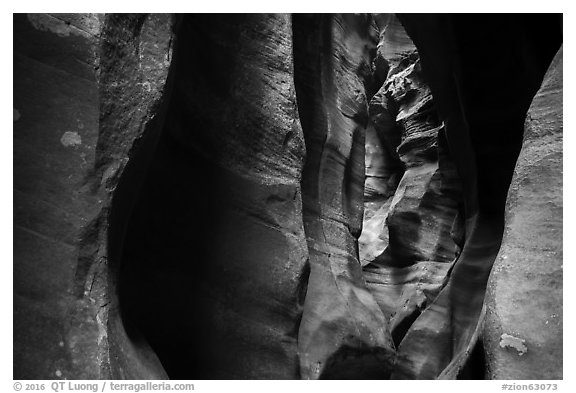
13, 13, 562, 380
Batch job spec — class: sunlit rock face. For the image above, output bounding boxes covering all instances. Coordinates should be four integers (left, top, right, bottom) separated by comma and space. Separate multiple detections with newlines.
358, 17, 463, 357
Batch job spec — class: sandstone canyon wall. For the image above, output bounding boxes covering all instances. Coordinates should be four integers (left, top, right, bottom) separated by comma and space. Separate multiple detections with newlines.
484, 46, 563, 380
13, 13, 562, 380
14, 13, 176, 379
14, 13, 106, 379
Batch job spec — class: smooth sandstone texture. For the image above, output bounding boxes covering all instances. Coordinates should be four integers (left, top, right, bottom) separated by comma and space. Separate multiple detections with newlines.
13, 13, 175, 379
293, 14, 396, 379
119, 14, 309, 379
14, 13, 104, 380
359, 18, 463, 356
14, 13, 562, 380
100, 14, 176, 379
396, 14, 561, 379
484, 47, 563, 380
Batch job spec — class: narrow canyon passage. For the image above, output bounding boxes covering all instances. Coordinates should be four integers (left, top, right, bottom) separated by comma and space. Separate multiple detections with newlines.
106, 13, 562, 379
116, 14, 309, 379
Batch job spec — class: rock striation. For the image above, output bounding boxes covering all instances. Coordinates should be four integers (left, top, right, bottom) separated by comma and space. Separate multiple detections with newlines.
293, 14, 395, 379
14, 12, 105, 380
13, 13, 562, 380
396, 13, 562, 379
358, 17, 463, 359
119, 14, 308, 379
100, 13, 176, 379
13, 13, 176, 379
484, 46, 563, 380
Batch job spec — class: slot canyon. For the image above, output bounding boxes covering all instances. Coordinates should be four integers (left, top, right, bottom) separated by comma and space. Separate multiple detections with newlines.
13, 13, 562, 379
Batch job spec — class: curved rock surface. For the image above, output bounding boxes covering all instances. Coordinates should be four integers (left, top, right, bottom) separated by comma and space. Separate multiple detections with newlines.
293, 14, 395, 379
100, 13, 176, 379
484, 46, 563, 380
13, 13, 562, 380
120, 14, 308, 379
13, 13, 175, 379
359, 15, 464, 362
13, 12, 105, 380
396, 13, 562, 379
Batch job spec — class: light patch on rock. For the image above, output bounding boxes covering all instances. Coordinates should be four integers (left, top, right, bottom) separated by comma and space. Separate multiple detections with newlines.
14, 109, 21, 122
47, 13, 103, 37
60, 131, 82, 147
95, 309, 108, 349
27, 14, 76, 37
499, 333, 527, 356
101, 161, 121, 186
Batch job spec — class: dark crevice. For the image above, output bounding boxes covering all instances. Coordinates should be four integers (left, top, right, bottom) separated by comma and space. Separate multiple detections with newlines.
319, 343, 394, 380
360, 13, 561, 380
391, 306, 422, 347
287, 259, 311, 341
457, 337, 486, 380
116, 14, 311, 380
115, 15, 226, 379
